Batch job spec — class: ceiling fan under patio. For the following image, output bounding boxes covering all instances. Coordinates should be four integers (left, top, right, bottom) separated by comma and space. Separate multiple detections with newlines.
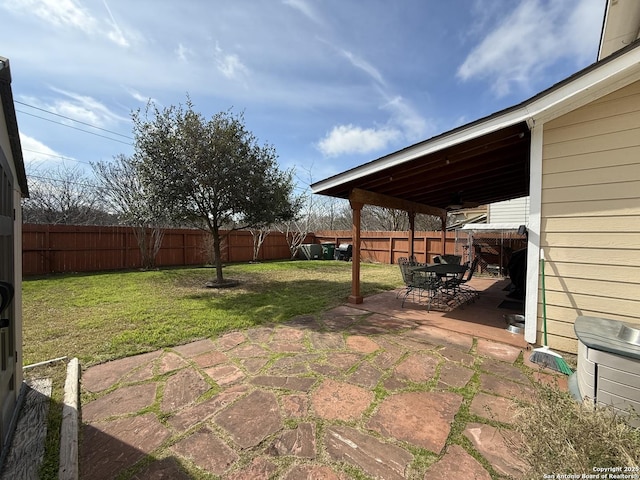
446, 191, 480, 211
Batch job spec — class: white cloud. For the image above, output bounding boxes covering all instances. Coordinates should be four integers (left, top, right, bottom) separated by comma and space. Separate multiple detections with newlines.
103, 0, 129, 47
127, 89, 154, 104
8, 0, 97, 32
457, 0, 602, 96
282, 0, 324, 26
214, 43, 250, 81
317, 124, 401, 157
382, 96, 431, 142
31, 88, 130, 127
19, 133, 68, 165
176, 43, 193, 63
1, 0, 137, 47
340, 49, 386, 87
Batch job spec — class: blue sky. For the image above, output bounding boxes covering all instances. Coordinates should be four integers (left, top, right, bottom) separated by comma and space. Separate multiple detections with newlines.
1, 0, 604, 193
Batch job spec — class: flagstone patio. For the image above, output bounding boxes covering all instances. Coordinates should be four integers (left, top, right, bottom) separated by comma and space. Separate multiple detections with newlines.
79, 278, 566, 479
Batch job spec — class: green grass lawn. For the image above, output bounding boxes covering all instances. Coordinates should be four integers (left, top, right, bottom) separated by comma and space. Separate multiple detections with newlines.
22, 260, 403, 367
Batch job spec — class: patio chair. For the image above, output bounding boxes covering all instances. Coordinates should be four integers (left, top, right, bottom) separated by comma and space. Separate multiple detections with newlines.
445, 257, 480, 302
398, 259, 442, 310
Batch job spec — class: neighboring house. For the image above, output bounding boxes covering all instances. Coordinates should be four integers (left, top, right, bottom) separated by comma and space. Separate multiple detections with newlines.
311, 0, 640, 353
0, 57, 29, 454
488, 196, 529, 225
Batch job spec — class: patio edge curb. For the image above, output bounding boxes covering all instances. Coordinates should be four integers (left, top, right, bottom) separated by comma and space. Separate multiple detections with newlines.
59, 357, 79, 480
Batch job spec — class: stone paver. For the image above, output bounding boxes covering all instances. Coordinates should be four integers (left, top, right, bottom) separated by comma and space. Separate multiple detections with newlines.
81, 351, 161, 392
228, 457, 278, 480
463, 423, 529, 478
480, 357, 530, 384
346, 334, 380, 353
438, 362, 474, 389
160, 367, 209, 412
269, 422, 316, 458
167, 384, 250, 432
424, 444, 492, 480
157, 351, 189, 372
324, 425, 413, 480
476, 338, 522, 362
172, 338, 216, 357
312, 379, 373, 421
82, 383, 157, 422
215, 390, 282, 448
479, 372, 536, 403
367, 391, 463, 453
170, 427, 238, 476
80, 286, 554, 479
394, 352, 439, 383
80, 413, 170, 480
469, 392, 519, 424
130, 457, 191, 480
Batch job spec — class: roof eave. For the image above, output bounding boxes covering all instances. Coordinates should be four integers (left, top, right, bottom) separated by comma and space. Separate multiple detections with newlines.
0, 57, 29, 198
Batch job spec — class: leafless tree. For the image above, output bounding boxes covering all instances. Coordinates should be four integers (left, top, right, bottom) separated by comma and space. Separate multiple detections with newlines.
22, 165, 112, 225
93, 154, 170, 269
248, 226, 270, 262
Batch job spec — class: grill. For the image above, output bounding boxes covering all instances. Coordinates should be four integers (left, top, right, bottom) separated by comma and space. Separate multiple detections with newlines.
336, 244, 352, 261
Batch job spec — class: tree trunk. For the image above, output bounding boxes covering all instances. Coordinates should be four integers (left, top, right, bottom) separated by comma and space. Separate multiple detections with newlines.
211, 223, 224, 282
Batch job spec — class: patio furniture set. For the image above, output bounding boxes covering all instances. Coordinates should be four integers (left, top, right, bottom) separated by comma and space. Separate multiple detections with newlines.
397, 255, 480, 311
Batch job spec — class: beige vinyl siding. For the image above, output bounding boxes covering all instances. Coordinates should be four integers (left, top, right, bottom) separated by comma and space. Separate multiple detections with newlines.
540, 80, 640, 354
488, 196, 530, 223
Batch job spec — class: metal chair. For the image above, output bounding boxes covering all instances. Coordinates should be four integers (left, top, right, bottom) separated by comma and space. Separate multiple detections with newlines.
445, 257, 480, 302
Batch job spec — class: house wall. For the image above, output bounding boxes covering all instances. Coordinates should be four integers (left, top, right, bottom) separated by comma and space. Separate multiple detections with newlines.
488, 196, 530, 224
540, 80, 640, 353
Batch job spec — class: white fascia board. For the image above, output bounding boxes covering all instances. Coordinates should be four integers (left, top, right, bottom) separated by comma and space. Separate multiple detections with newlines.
312, 44, 640, 195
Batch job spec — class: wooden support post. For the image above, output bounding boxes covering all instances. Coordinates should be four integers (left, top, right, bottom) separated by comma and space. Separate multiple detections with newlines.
348, 201, 363, 304
441, 214, 447, 255
408, 211, 415, 261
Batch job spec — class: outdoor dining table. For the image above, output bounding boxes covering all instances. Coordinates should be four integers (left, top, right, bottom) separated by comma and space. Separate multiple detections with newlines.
408, 263, 470, 310
410, 263, 468, 277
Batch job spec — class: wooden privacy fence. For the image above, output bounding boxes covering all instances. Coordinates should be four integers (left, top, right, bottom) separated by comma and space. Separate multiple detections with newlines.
21, 224, 474, 276
22, 224, 298, 276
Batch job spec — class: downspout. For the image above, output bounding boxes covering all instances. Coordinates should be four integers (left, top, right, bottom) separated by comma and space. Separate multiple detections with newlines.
524, 121, 543, 345
349, 200, 363, 304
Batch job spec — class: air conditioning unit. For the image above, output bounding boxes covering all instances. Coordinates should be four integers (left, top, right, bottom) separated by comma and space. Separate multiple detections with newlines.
572, 316, 640, 426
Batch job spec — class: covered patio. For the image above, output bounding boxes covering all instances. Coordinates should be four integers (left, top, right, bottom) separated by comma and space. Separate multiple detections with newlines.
366, 276, 529, 351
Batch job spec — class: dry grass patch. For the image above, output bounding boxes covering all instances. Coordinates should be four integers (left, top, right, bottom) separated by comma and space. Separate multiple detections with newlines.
514, 382, 640, 479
